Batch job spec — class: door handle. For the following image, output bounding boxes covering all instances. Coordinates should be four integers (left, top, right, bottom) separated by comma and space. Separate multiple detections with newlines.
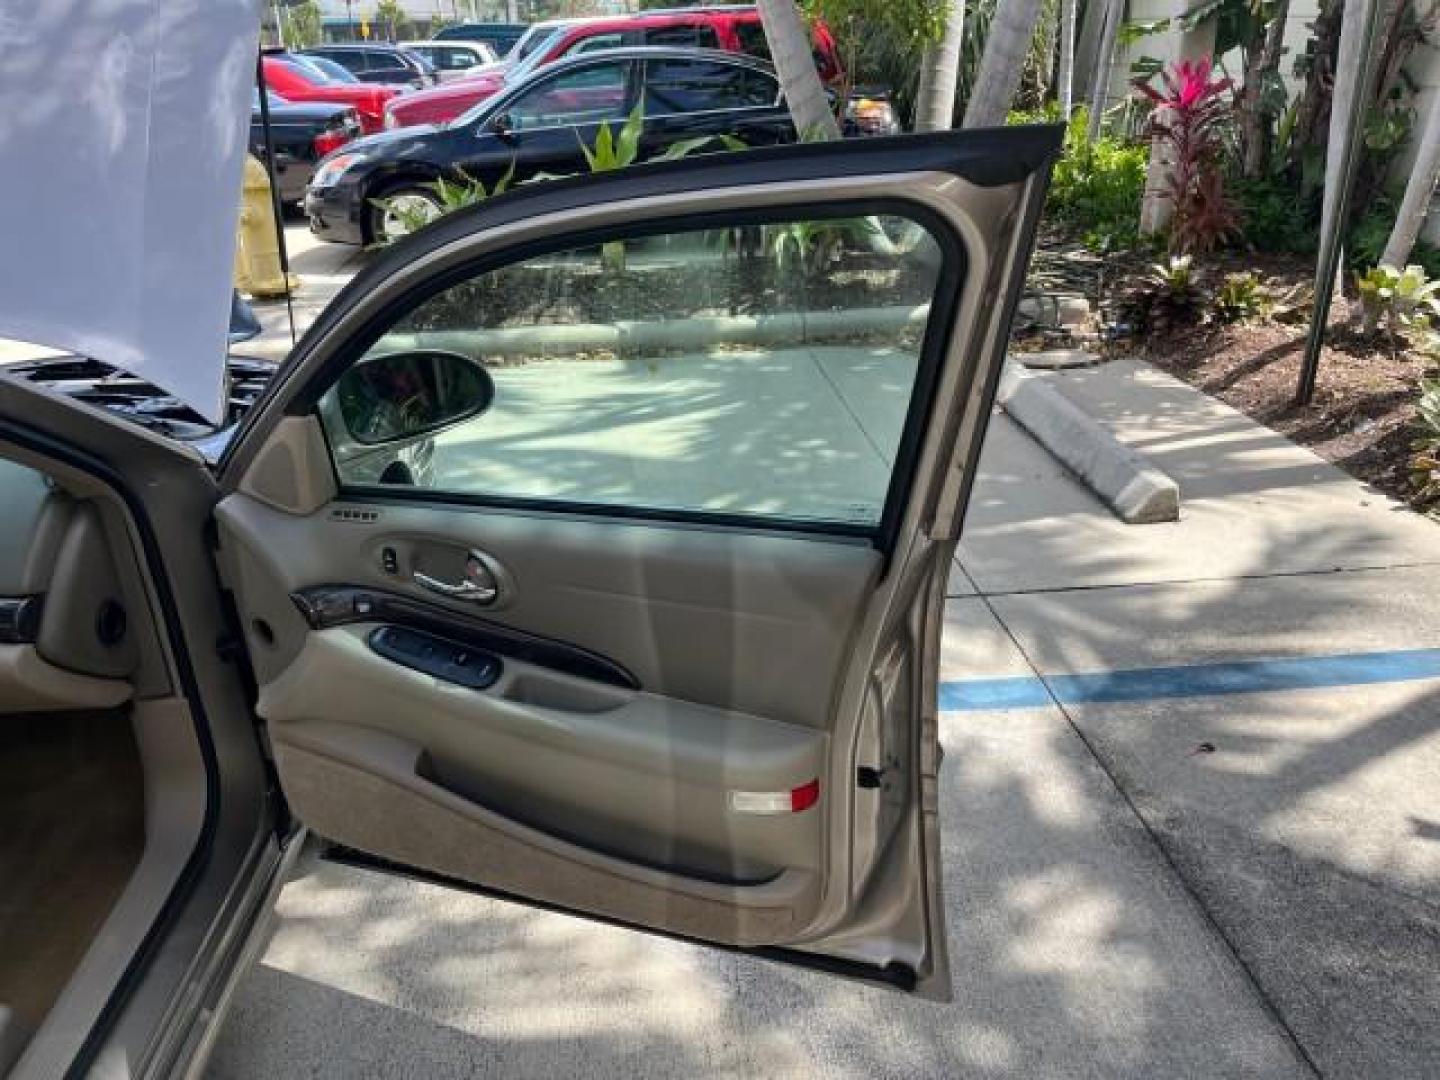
414, 551, 499, 605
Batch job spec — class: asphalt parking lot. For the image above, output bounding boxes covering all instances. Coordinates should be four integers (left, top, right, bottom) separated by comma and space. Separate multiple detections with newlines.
206, 249, 1440, 1079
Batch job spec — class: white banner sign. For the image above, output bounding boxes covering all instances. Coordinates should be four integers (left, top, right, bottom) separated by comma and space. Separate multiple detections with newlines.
0, 0, 260, 423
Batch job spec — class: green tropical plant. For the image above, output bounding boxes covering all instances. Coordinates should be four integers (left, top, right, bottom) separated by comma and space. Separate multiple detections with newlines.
372, 0, 410, 40
281, 0, 324, 48
369, 164, 516, 245
1411, 379, 1440, 508
1119, 255, 1209, 331
1230, 176, 1317, 254
768, 218, 872, 272
1214, 271, 1270, 322
1014, 107, 1150, 252
1355, 264, 1440, 338
574, 105, 745, 269
1135, 58, 1240, 255
577, 104, 747, 173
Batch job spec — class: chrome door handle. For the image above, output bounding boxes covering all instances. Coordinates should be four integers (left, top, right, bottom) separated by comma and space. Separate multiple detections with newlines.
413, 551, 499, 605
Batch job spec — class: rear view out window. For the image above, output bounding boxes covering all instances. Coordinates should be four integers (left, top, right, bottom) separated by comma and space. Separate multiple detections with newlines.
320, 212, 952, 531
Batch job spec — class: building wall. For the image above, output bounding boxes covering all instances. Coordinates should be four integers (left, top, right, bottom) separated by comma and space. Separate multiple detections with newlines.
1100, 0, 1440, 242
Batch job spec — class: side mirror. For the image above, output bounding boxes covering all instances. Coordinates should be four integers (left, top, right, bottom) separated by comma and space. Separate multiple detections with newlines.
333, 350, 494, 446
488, 112, 516, 141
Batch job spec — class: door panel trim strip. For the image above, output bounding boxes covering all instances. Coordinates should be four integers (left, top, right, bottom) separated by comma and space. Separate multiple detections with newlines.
290, 583, 640, 689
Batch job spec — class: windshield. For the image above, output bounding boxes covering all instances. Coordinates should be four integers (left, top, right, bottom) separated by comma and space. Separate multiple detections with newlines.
250, 89, 291, 109
399, 47, 437, 73
509, 24, 561, 65
502, 27, 568, 85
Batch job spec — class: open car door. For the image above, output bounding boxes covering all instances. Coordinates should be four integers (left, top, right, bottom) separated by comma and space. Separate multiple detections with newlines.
216, 129, 1058, 997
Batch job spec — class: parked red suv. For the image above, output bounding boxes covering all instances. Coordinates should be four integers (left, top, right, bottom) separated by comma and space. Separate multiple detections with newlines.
384, 6, 847, 131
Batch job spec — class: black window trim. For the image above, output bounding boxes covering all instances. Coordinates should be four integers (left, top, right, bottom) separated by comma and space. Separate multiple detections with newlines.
296, 197, 967, 556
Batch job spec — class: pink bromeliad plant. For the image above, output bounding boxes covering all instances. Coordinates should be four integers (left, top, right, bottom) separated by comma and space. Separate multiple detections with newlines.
1136, 58, 1239, 255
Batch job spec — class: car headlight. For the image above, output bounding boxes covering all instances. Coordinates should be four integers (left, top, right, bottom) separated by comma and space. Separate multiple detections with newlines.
311, 152, 367, 189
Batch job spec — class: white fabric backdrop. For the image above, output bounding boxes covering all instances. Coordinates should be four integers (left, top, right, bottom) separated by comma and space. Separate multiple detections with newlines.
0, 0, 260, 423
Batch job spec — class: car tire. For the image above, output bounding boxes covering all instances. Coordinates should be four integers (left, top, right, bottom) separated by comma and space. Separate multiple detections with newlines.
366, 183, 443, 245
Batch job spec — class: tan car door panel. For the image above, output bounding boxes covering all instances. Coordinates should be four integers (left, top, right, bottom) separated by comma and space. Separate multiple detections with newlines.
216, 496, 855, 889
216, 492, 878, 721
217, 129, 1060, 995
0, 459, 143, 711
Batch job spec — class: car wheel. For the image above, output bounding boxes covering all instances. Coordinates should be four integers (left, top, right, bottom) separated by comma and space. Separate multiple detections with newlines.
367, 184, 443, 244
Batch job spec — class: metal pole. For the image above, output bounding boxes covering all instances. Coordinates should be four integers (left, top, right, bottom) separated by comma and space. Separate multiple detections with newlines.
1296, 0, 1385, 405
254, 52, 298, 349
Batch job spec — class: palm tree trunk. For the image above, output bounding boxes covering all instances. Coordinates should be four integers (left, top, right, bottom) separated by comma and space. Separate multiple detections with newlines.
1073, 0, 1105, 102
963, 0, 1045, 127
1382, 95, 1440, 267
1239, 0, 1290, 177
915, 0, 968, 131
756, 0, 842, 140
1058, 0, 1078, 115
1085, 0, 1123, 143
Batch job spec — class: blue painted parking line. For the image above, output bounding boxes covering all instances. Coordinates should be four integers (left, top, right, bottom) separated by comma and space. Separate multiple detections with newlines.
939, 648, 1440, 711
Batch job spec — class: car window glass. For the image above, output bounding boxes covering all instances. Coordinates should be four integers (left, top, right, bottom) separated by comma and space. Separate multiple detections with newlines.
566, 32, 626, 56
644, 60, 774, 114
511, 25, 558, 62
439, 47, 480, 70
504, 62, 629, 131
644, 24, 720, 48
317, 212, 948, 530
734, 21, 770, 60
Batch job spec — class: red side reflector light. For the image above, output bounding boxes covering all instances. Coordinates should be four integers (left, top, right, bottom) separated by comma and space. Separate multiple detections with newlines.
790, 778, 820, 813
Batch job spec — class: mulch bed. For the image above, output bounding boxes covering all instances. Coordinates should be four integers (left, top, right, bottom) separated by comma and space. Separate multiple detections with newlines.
1027, 242, 1434, 509
1135, 320, 1428, 504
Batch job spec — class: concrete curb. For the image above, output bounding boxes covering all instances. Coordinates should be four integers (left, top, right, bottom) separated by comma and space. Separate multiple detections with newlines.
239, 304, 932, 363
998, 364, 1180, 524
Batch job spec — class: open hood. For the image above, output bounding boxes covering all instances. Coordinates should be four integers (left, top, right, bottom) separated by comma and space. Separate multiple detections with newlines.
0, 0, 260, 423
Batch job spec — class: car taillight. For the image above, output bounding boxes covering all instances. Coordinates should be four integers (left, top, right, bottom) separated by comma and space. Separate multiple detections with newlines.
313, 127, 351, 158
845, 97, 898, 136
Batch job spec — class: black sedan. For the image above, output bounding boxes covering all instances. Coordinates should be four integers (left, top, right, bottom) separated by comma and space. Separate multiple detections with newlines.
250, 90, 361, 204
304, 47, 794, 246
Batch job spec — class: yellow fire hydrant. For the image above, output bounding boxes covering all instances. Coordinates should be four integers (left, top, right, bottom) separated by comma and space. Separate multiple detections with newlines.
234, 154, 298, 299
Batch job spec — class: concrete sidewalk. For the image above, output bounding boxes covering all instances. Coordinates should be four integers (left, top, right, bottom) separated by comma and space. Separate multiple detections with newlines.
206, 353, 1440, 1078
950, 361, 1440, 1079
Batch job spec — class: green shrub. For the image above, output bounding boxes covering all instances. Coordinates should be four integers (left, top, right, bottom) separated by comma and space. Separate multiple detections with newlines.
1214, 271, 1270, 322
1230, 177, 1317, 255
1412, 379, 1440, 509
1010, 107, 1150, 252
1119, 255, 1209, 331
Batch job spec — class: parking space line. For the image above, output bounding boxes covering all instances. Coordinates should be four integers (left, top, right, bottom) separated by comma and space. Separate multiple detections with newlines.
940, 647, 1440, 711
